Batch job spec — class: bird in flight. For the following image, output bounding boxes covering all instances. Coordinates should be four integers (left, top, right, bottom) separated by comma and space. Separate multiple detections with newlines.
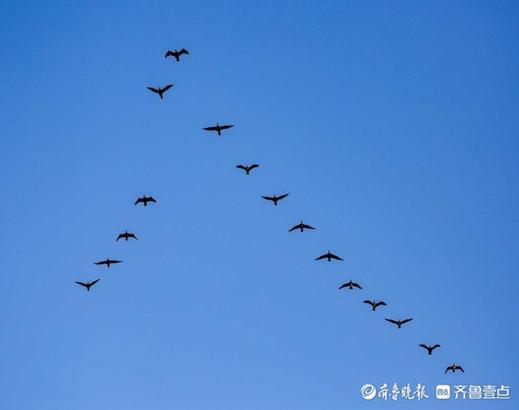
147, 84, 173, 99
419, 344, 441, 355
445, 364, 464, 374
363, 300, 386, 311
262, 193, 289, 206
236, 164, 259, 175
95, 259, 122, 268
116, 231, 137, 241
385, 318, 413, 328
135, 195, 156, 207
289, 221, 315, 232
315, 250, 343, 261
164, 48, 189, 61
339, 280, 362, 290
75, 279, 100, 291
203, 123, 234, 136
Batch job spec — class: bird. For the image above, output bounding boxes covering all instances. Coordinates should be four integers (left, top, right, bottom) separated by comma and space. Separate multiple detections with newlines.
363, 300, 386, 311
203, 123, 234, 136
116, 231, 138, 241
75, 279, 100, 291
339, 280, 362, 290
289, 221, 315, 232
315, 250, 343, 261
419, 344, 441, 355
164, 48, 189, 61
385, 318, 413, 328
236, 164, 259, 175
135, 195, 156, 206
262, 193, 289, 206
147, 84, 173, 99
445, 364, 464, 374
94, 258, 122, 268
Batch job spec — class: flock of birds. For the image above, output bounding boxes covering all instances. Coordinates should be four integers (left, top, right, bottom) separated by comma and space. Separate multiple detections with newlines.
76, 47, 465, 376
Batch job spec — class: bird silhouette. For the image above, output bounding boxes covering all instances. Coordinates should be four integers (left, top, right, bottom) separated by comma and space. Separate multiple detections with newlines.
95, 258, 122, 268
385, 318, 413, 328
262, 193, 289, 206
236, 164, 259, 175
289, 221, 315, 232
164, 48, 189, 61
116, 231, 137, 241
363, 300, 386, 311
339, 280, 362, 290
147, 84, 173, 99
75, 279, 100, 291
203, 123, 234, 136
445, 364, 464, 374
135, 195, 156, 206
419, 344, 441, 355
315, 250, 343, 261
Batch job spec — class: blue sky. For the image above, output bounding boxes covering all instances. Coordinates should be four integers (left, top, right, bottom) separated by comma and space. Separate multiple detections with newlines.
0, 1, 518, 409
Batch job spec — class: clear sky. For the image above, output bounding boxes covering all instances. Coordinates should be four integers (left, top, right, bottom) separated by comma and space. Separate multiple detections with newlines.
0, 1, 518, 409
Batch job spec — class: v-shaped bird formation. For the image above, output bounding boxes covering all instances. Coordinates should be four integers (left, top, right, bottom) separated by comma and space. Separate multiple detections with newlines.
73, 45, 465, 377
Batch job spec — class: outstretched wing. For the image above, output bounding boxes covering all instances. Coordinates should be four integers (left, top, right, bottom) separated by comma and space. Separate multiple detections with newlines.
457, 366, 464, 373
165, 50, 173, 58
262, 195, 275, 202
445, 366, 454, 374
301, 224, 315, 230
147, 87, 159, 94
162, 84, 173, 92
329, 253, 343, 261
179, 48, 189, 55
128, 233, 137, 240
352, 282, 362, 289
419, 344, 429, 350
339, 283, 348, 289
203, 126, 217, 131
90, 279, 101, 286
385, 318, 399, 325
315, 254, 327, 260
277, 193, 289, 201
134, 198, 143, 205
75, 281, 88, 288
236, 165, 247, 171
94, 261, 106, 265
249, 164, 259, 170
219, 124, 234, 130
363, 300, 374, 306
288, 224, 299, 232
401, 318, 413, 325
148, 196, 157, 203
431, 344, 441, 350
116, 234, 124, 241
375, 301, 386, 308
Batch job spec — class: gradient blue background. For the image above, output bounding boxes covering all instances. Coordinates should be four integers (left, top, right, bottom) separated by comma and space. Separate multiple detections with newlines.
1, 1, 518, 409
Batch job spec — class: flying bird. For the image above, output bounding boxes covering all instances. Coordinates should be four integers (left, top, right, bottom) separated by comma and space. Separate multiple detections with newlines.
363, 300, 386, 311
262, 193, 289, 206
164, 48, 189, 61
339, 280, 362, 290
445, 364, 464, 374
203, 123, 234, 136
315, 250, 343, 261
147, 84, 173, 99
116, 231, 137, 241
236, 164, 259, 175
385, 318, 413, 328
419, 344, 441, 355
75, 279, 100, 291
289, 221, 315, 232
95, 259, 122, 268
135, 195, 156, 207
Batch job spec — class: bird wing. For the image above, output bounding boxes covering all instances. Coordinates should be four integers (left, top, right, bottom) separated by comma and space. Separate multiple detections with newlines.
75, 281, 88, 288
236, 165, 247, 171
162, 84, 173, 92
116, 234, 124, 241
129, 233, 137, 239
134, 197, 143, 205
352, 282, 362, 289
277, 193, 289, 201
288, 225, 298, 232
445, 366, 454, 373
219, 124, 234, 130
457, 366, 464, 373
301, 224, 315, 230
339, 283, 347, 289
147, 87, 159, 93
419, 344, 429, 350
90, 279, 100, 286
180, 48, 189, 55
165, 50, 173, 58
262, 195, 275, 202
401, 318, 413, 325
431, 344, 441, 350
148, 197, 157, 203
375, 301, 386, 308
330, 253, 343, 260
94, 261, 105, 265
249, 164, 259, 170
385, 318, 398, 325
203, 126, 217, 131
363, 300, 374, 306
315, 254, 327, 260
